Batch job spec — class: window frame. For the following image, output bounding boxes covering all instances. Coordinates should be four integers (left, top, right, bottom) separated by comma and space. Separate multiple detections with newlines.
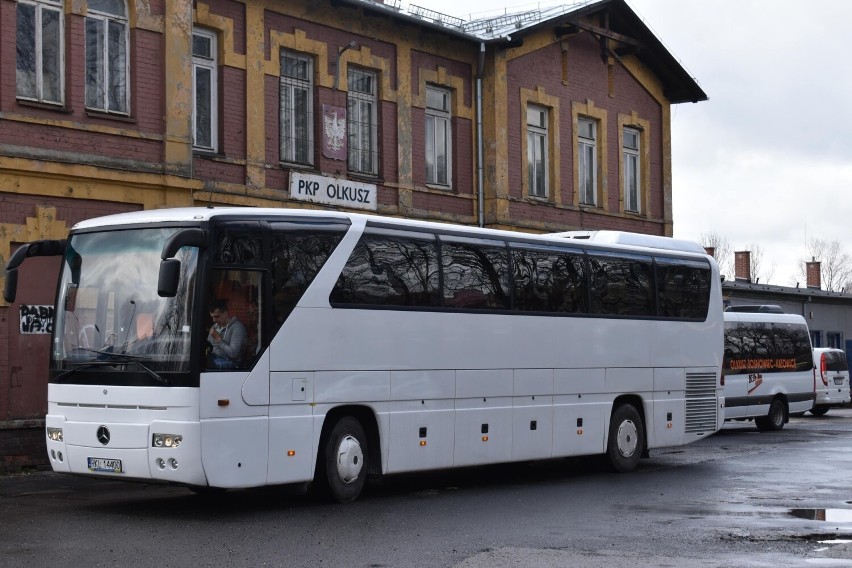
578, 117, 598, 206
84, 0, 130, 115
16, 0, 65, 106
425, 85, 452, 188
347, 67, 379, 176
192, 28, 218, 152
526, 104, 549, 198
279, 50, 315, 166
623, 127, 641, 213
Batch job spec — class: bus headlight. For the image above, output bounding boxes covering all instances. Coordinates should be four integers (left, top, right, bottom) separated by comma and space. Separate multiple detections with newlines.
152, 433, 182, 448
47, 427, 63, 442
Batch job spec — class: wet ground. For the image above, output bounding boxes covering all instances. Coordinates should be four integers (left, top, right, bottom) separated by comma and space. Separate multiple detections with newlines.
1, 406, 851, 567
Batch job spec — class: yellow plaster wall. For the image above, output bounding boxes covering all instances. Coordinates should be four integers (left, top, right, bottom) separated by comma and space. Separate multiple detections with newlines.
0, 207, 68, 308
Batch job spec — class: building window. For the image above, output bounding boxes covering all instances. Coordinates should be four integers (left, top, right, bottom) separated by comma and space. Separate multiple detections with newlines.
527, 105, 548, 198
827, 332, 842, 349
623, 127, 640, 213
348, 68, 378, 175
16, 0, 64, 105
811, 330, 822, 348
192, 29, 218, 152
280, 51, 314, 165
425, 86, 451, 187
578, 117, 597, 205
85, 0, 129, 114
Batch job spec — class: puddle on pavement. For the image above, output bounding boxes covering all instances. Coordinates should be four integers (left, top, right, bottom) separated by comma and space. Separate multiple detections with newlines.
790, 509, 852, 523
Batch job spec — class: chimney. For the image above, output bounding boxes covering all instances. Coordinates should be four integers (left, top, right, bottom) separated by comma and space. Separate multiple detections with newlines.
734, 251, 751, 283
806, 258, 821, 289
704, 246, 715, 258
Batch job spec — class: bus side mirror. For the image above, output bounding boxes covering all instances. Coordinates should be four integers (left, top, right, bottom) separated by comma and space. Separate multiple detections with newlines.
4, 268, 18, 303
158, 228, 206, 298
158, 259, 181, 298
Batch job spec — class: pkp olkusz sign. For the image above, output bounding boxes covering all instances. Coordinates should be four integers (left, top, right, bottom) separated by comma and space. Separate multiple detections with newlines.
289, 172, 377, 211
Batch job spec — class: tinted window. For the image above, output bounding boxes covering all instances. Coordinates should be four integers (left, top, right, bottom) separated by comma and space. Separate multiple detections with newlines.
588, 253, 654, 316
330, 232, 439, 307
512, 247, 586, 313
212, 222, 263, 266
724, 321, 814, 374
441, 239, 510, 310
270, 224, 345, 326
656, 259, 711, 319
823, 351, 849, 372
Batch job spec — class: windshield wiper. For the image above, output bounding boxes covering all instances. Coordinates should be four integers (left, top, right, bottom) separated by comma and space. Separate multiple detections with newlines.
54, 354, 169, 386
54, 361, 123, 383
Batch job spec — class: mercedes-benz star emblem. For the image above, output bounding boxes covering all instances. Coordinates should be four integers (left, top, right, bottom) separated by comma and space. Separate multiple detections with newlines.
96, 426, 111, 446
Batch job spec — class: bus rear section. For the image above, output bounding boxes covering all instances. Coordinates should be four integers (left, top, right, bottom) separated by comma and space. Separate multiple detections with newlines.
722, 307, 815, 431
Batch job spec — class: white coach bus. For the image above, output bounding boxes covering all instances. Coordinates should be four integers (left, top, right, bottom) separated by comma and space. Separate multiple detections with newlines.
722, 306, 815, 431
5, 208, 724, 502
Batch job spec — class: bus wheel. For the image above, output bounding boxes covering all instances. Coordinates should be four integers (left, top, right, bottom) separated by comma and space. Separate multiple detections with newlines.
318, 416, 367, 503
755, 399, 786, 431
809, 406, 829, 417
606, 404, 645, 473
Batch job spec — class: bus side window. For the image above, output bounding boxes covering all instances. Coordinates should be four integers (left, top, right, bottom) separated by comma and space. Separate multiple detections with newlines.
269, 225, 346, 331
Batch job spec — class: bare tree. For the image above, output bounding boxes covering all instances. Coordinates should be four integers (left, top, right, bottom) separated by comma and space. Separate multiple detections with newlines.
797, 238, 852, 292
699, 232, 733, 280
744, 242, 775, 285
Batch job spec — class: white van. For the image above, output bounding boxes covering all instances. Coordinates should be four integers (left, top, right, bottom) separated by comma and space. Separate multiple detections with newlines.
810, 348, 851, 415
723, 306, 815, 430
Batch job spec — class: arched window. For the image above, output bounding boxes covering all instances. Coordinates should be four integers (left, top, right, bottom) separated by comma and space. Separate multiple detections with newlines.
85, 0, 129, 114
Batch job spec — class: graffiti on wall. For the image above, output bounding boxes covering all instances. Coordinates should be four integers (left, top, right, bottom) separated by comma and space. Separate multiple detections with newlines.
19, 305, 55, 334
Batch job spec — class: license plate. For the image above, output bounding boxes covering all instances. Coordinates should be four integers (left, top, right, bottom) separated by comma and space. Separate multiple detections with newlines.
834, 377, 845, 385
88, 457, 123, 473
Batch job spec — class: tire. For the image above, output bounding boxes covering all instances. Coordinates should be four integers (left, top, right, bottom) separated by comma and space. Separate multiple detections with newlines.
755, 398, 786, 431
606, 404, 645, 473
315, 416, 368, 503
809, 406, 829, 417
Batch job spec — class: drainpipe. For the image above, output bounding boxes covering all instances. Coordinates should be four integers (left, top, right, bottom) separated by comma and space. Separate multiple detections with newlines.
476, 42, 485, 228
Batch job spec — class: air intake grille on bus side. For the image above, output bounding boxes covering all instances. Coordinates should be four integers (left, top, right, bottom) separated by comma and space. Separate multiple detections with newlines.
684, 373, 718, 434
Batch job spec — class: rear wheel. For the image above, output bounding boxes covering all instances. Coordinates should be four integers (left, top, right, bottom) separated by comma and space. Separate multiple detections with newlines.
606, 403, 645, 473
755, 398, 786, 431
315, 416, 368, 503
809, 405, 829, 416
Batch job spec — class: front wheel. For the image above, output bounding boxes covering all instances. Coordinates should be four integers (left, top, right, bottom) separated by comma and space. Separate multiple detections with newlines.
755, 398, 786, 431
316, 416, 368, 503
606, 404, 645, 473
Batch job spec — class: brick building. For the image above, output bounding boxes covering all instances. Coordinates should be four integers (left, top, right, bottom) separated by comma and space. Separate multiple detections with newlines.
0, 0, 705, 470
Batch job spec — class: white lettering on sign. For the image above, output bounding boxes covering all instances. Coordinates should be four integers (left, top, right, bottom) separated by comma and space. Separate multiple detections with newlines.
290, 172, 377, 211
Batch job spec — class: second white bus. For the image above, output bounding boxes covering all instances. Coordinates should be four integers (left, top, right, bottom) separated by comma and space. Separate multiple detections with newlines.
722, 306, 816, 430
5, 207, 725, 502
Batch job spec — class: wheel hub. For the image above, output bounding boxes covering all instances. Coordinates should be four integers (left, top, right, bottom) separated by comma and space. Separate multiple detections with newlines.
616, 420, 638, 457
335, 435, 363, 484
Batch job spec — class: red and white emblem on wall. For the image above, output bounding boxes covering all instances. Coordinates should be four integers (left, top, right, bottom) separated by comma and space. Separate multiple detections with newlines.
322, 104, 347, 160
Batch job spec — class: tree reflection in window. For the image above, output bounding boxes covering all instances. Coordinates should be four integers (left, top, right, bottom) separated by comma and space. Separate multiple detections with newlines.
656, 260, 711, 319
441, 241, 510, 310
331, 234, 439, 307
512, 248, 586, 313
271, 227, 345, 326
588, 253, 653, 316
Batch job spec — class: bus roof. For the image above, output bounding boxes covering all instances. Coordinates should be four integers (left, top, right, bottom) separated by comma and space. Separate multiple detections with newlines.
723, 310, 808, 325
71, 207, 710, 258
548, 230, 707, 255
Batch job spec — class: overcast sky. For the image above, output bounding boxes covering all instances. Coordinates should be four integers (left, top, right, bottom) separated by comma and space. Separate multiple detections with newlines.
416, 0, 852, 286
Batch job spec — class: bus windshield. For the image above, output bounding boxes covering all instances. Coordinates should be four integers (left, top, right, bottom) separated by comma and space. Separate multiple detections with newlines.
51, 227, 198, 381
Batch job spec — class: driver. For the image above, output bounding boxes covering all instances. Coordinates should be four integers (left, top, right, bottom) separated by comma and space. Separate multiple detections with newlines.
207, 299, 247, 369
